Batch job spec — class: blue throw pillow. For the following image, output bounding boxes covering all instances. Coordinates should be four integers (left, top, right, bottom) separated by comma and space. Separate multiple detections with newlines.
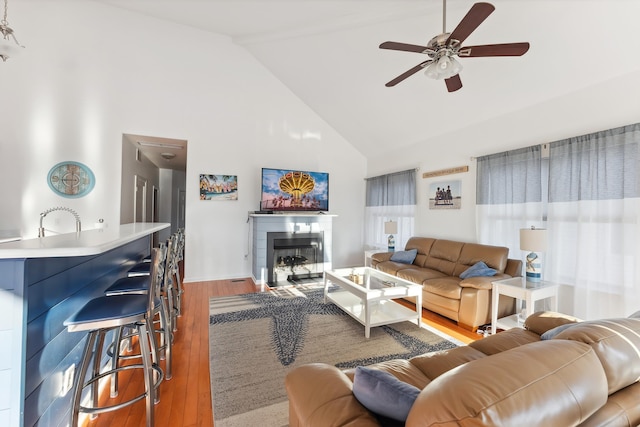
352, 366, 420, 422
541, 322, 577, 340
390, 249, 418, 265
459, 261, 497, 279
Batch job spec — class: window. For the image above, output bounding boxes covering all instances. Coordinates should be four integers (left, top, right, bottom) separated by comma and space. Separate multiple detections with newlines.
364, 169, 416, 251
477, 123, 640, 319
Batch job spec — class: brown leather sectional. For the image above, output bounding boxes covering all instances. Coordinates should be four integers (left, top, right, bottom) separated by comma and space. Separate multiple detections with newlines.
285, 312, 640, 426
371, 237, 522, 331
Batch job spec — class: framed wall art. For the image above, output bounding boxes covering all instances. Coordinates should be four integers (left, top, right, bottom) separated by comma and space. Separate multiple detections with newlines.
199, 174, 238, 200
429, 180, 461, 209
47, 161, 95, 198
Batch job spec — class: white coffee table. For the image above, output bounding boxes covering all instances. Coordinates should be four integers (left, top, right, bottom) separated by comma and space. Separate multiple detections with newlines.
324, 267, 423, 338
491, 277, 559, 334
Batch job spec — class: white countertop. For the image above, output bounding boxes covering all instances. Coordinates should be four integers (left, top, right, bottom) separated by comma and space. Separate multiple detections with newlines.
0, 223, 170, 259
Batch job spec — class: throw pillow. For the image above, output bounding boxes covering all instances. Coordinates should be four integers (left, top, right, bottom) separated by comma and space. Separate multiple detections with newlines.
541, 322, 577, 340
352, 366, 420, 422
390, 249, 418, 265
459, 261, 497, 279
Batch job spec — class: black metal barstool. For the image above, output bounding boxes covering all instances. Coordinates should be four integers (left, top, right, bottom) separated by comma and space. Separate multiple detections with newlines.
104, 239, 174, 385
64, 247, 166, 427
171, 229, 185, 318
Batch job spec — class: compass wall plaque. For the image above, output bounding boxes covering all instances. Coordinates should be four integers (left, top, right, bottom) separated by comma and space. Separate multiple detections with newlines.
47, 161, 95, 198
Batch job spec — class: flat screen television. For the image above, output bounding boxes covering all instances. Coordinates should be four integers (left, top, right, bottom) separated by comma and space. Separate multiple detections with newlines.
260, 168, 329, 212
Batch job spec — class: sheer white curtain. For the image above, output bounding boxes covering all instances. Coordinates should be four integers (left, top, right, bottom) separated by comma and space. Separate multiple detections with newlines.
476, 146, 544, 260
546, 124, 640, 319
364, 169, 416, 251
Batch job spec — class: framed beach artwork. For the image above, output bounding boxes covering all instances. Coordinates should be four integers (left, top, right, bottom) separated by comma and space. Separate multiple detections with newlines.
429, 180, 461, 209
200, 174, 238, 200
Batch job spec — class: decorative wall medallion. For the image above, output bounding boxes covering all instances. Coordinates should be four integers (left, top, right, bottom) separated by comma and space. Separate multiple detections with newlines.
47, 161, 95, 198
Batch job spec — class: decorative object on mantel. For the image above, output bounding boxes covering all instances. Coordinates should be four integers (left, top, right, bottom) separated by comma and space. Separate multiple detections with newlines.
422, 165, 469, 179
199, 174, 238, 200
47, 161, 95, 198
0, 0, 25, 61
384, 220, 397, 251
520, 226, 548, 282
429, 180, 461, 209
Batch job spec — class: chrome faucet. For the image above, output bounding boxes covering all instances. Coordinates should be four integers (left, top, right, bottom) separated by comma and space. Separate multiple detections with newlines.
38, 207, 82, 237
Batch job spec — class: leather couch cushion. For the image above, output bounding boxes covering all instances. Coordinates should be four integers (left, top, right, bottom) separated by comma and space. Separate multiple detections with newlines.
406, 340, 608, 426
396, 267, 446, 284
553, 317, 640, 395
376, 261, 415, 276
576, 382, 640, 427
454, 242, 508, 275
423, 240, 464, 276
422, 277, 463, 299
469, 328, 541, 356
409, 346, 486, 380
404, 237, 436, 268
344, 358, 431, 390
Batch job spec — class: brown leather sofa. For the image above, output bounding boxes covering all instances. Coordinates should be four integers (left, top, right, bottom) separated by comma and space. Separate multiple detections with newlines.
371, 237, 522, 331
285, 312, 640, 426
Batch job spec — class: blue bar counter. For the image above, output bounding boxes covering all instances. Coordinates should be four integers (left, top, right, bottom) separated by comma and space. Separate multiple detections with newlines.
0, 223, 169, 426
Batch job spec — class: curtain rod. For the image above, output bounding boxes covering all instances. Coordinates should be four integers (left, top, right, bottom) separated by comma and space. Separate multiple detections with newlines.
364, 167, 419, 181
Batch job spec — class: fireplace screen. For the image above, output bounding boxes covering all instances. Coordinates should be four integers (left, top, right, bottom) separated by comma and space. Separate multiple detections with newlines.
267, 232, 324, 285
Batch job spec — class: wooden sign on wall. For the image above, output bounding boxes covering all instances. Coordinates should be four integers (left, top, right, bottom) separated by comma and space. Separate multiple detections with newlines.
422, 165, 469, 179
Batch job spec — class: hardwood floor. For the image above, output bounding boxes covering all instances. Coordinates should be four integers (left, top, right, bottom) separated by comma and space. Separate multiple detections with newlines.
82, 275, 480, 427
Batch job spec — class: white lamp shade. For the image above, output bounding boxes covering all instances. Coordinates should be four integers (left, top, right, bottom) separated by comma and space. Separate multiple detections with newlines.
520, 228, 548, 252
384, 221, 398, 235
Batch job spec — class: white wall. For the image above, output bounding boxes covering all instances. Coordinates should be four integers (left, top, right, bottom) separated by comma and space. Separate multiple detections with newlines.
0, 1, 366, 282
367, 70, 640, 244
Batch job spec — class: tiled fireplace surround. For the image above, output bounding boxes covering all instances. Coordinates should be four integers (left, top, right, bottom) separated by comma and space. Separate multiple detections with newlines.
249, 214, 334, 285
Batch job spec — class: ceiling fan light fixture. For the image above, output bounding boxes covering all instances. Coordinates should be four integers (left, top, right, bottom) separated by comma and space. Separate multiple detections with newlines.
424, 54, 462, 80
424, 61, 440, 79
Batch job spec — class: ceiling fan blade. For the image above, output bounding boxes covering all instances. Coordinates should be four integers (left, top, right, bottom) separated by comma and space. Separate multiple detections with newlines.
459, 42, 530, 57
445, 74, 463, 92
385, 61, 431, 87
379, 41, 429, 54
446, 2, 495, 46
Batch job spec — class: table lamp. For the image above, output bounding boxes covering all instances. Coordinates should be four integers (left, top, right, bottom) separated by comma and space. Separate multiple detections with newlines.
384, 221, 398, 252
520, 226, 548, 282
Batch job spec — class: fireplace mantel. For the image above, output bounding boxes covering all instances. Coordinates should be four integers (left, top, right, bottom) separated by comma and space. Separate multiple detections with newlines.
248, 213, 336, 285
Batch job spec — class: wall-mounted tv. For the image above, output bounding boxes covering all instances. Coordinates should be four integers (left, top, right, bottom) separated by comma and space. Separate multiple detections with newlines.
261, 168, 329, 212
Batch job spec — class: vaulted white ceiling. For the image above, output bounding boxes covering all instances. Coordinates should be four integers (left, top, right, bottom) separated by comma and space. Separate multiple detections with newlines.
94, 0, 640, 158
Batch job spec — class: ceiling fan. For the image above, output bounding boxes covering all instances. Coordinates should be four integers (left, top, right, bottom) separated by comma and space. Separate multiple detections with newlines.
379, 1, 530, 92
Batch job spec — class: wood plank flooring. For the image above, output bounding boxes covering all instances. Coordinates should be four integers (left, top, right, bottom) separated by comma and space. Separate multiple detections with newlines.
82, 275, 480, 427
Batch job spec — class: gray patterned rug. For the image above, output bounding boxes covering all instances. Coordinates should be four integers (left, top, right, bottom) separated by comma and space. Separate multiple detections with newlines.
209, 284, 460, 427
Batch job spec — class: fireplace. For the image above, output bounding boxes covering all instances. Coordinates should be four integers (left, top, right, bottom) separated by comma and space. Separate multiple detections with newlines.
267, 232, 324, 285
249, 213, 334, 286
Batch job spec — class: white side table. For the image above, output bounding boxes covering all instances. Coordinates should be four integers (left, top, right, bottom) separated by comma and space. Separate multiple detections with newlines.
491, 277, 559, 334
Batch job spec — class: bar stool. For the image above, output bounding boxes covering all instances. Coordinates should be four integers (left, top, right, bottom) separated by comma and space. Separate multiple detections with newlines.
126, 232, 181, 331
171, 229, 185, 317
64, 247, 165, 427
104, 240, 174, 384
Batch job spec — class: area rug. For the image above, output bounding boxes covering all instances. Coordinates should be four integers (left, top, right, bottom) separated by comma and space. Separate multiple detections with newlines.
209, 284, 461, 427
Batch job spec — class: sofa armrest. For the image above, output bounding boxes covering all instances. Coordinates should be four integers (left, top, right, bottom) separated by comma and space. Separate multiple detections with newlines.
370, 251, 393, 266
504, 258, 522, 277
523, 311, 581, 335
459, 273, 511, 290
285, 363, 379, 427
